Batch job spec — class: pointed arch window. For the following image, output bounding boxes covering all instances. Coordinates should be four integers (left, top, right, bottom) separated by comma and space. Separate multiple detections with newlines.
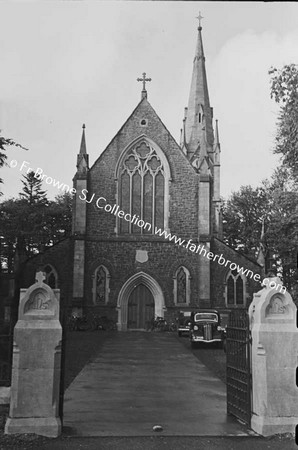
117, 139, 170, 235
92, 265, 110, 305
198, 104, 204, 124
43, 264, 58, 289
226, 269, 246, 307
173, 266, 191, 305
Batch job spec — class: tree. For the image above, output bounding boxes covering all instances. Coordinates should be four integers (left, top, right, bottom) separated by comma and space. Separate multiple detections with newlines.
264, 169, 298, 291
0, 131, 27, 193
223, 177, 298, 294
269, 64, 298, 183
269, 65, 298, 293
19, 171, 47, 205
0, 192, 72, 272
222, 185, 270, 258
37, 193, 73, 247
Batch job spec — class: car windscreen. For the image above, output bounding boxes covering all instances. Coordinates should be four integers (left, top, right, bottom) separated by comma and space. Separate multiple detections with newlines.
194, 313, 218, 322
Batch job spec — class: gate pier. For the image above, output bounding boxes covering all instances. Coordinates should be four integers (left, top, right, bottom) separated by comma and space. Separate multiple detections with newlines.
248, 278, 298, 436
5, 272, 62, 437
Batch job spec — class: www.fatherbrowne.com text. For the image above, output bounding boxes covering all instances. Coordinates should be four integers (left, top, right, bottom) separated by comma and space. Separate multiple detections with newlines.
77, 190, 285, 294
10, 160, 286, 294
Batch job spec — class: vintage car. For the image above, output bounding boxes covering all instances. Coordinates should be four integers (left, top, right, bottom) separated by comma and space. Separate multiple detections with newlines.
189, 309, 226, 348
176, 311, 193, 337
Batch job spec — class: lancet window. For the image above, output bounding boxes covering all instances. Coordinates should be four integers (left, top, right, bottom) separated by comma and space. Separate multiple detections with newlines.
226, 269, 246, 306
43, 264, 58, 289
174, 266, 190, 305
93, 265, 110, 304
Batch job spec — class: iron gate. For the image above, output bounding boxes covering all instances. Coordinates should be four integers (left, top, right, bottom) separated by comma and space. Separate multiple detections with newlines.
226, 309, 251, 426
0, 321, 13, 386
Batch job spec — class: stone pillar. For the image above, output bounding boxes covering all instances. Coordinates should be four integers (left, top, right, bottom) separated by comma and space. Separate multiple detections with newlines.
248, 277, 298, 436
5, 272, 62, 438
198, 241, 211, 307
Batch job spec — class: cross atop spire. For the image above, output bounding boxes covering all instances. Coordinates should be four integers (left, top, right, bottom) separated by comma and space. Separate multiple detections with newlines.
196, 11, 204, 30
137, 72, 152, 99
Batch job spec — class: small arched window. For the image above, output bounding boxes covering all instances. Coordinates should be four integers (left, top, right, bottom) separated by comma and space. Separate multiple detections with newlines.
174, 266, 191, 305
92, 265, 110, 305
226, 270, 246, 307
43, 264, 58, 289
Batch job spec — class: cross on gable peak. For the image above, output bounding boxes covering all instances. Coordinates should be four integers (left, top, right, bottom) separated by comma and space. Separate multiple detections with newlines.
137, 72, 152, 99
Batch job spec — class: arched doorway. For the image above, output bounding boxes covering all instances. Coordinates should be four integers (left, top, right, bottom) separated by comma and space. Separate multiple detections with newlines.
127, 284, 154, 330
117, 271, 165, 331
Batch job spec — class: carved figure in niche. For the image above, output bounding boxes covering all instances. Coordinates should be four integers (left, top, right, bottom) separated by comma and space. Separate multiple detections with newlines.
96, 267, 106, 303
25, 290, 51, 313
266, 295, 287, 316
271, 296, 286, 314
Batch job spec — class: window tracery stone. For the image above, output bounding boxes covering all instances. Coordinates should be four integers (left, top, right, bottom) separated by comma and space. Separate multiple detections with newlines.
42, 265, 58, 289
226, 271, 246, 307
174, 266, 190, 305
119, 141, 166, 234
93, 265, 110, 304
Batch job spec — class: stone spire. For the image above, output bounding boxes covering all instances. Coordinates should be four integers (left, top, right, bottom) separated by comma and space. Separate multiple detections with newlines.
183, 16, 214, 160
79, 123, 87, 155
76, 124, 89, 176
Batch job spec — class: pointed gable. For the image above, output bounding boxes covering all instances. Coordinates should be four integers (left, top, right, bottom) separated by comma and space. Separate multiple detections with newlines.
90, 96, 191, 174
87, 95, 199, 240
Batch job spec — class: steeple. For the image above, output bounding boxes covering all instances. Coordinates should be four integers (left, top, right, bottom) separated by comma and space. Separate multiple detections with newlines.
76, 124, 89, 177
183, 14, 214, 160
79, 123, 87, 155
72, 124, 89, 236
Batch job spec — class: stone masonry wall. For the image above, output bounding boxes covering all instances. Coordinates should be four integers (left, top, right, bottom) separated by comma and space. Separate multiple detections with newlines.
211, 238, 263, 310
85, 98, 200, 241
84, 239, 203, 321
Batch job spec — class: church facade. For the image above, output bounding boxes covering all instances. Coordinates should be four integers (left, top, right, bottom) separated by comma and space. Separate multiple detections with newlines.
22, 23, 262, 330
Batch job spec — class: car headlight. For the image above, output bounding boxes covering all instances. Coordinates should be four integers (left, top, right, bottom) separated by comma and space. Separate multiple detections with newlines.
194, 325, 199, 331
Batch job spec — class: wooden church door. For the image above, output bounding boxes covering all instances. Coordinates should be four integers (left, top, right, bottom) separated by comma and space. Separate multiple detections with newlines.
127, 284, 154, 329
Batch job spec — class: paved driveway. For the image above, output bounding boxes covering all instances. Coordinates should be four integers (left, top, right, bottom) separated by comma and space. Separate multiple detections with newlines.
63, 332, 248, 436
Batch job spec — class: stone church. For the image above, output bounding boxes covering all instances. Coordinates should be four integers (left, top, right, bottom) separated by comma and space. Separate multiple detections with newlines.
22, 22, 261, 330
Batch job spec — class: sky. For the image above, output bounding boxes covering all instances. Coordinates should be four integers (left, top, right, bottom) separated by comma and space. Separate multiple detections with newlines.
1, 1, 298, 200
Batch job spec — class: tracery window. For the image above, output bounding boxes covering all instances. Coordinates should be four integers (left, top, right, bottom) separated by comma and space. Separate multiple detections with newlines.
93, 265, 110, 304
226, 269, 246, 307
43, 264, 58, 289
118, 141, 166, 234
174, 266, 190, 305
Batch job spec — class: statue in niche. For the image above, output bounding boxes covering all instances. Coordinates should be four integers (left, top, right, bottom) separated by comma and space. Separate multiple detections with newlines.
266, 295, 287, 316
25, 290, 51, 313
96, 267, 106, 303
